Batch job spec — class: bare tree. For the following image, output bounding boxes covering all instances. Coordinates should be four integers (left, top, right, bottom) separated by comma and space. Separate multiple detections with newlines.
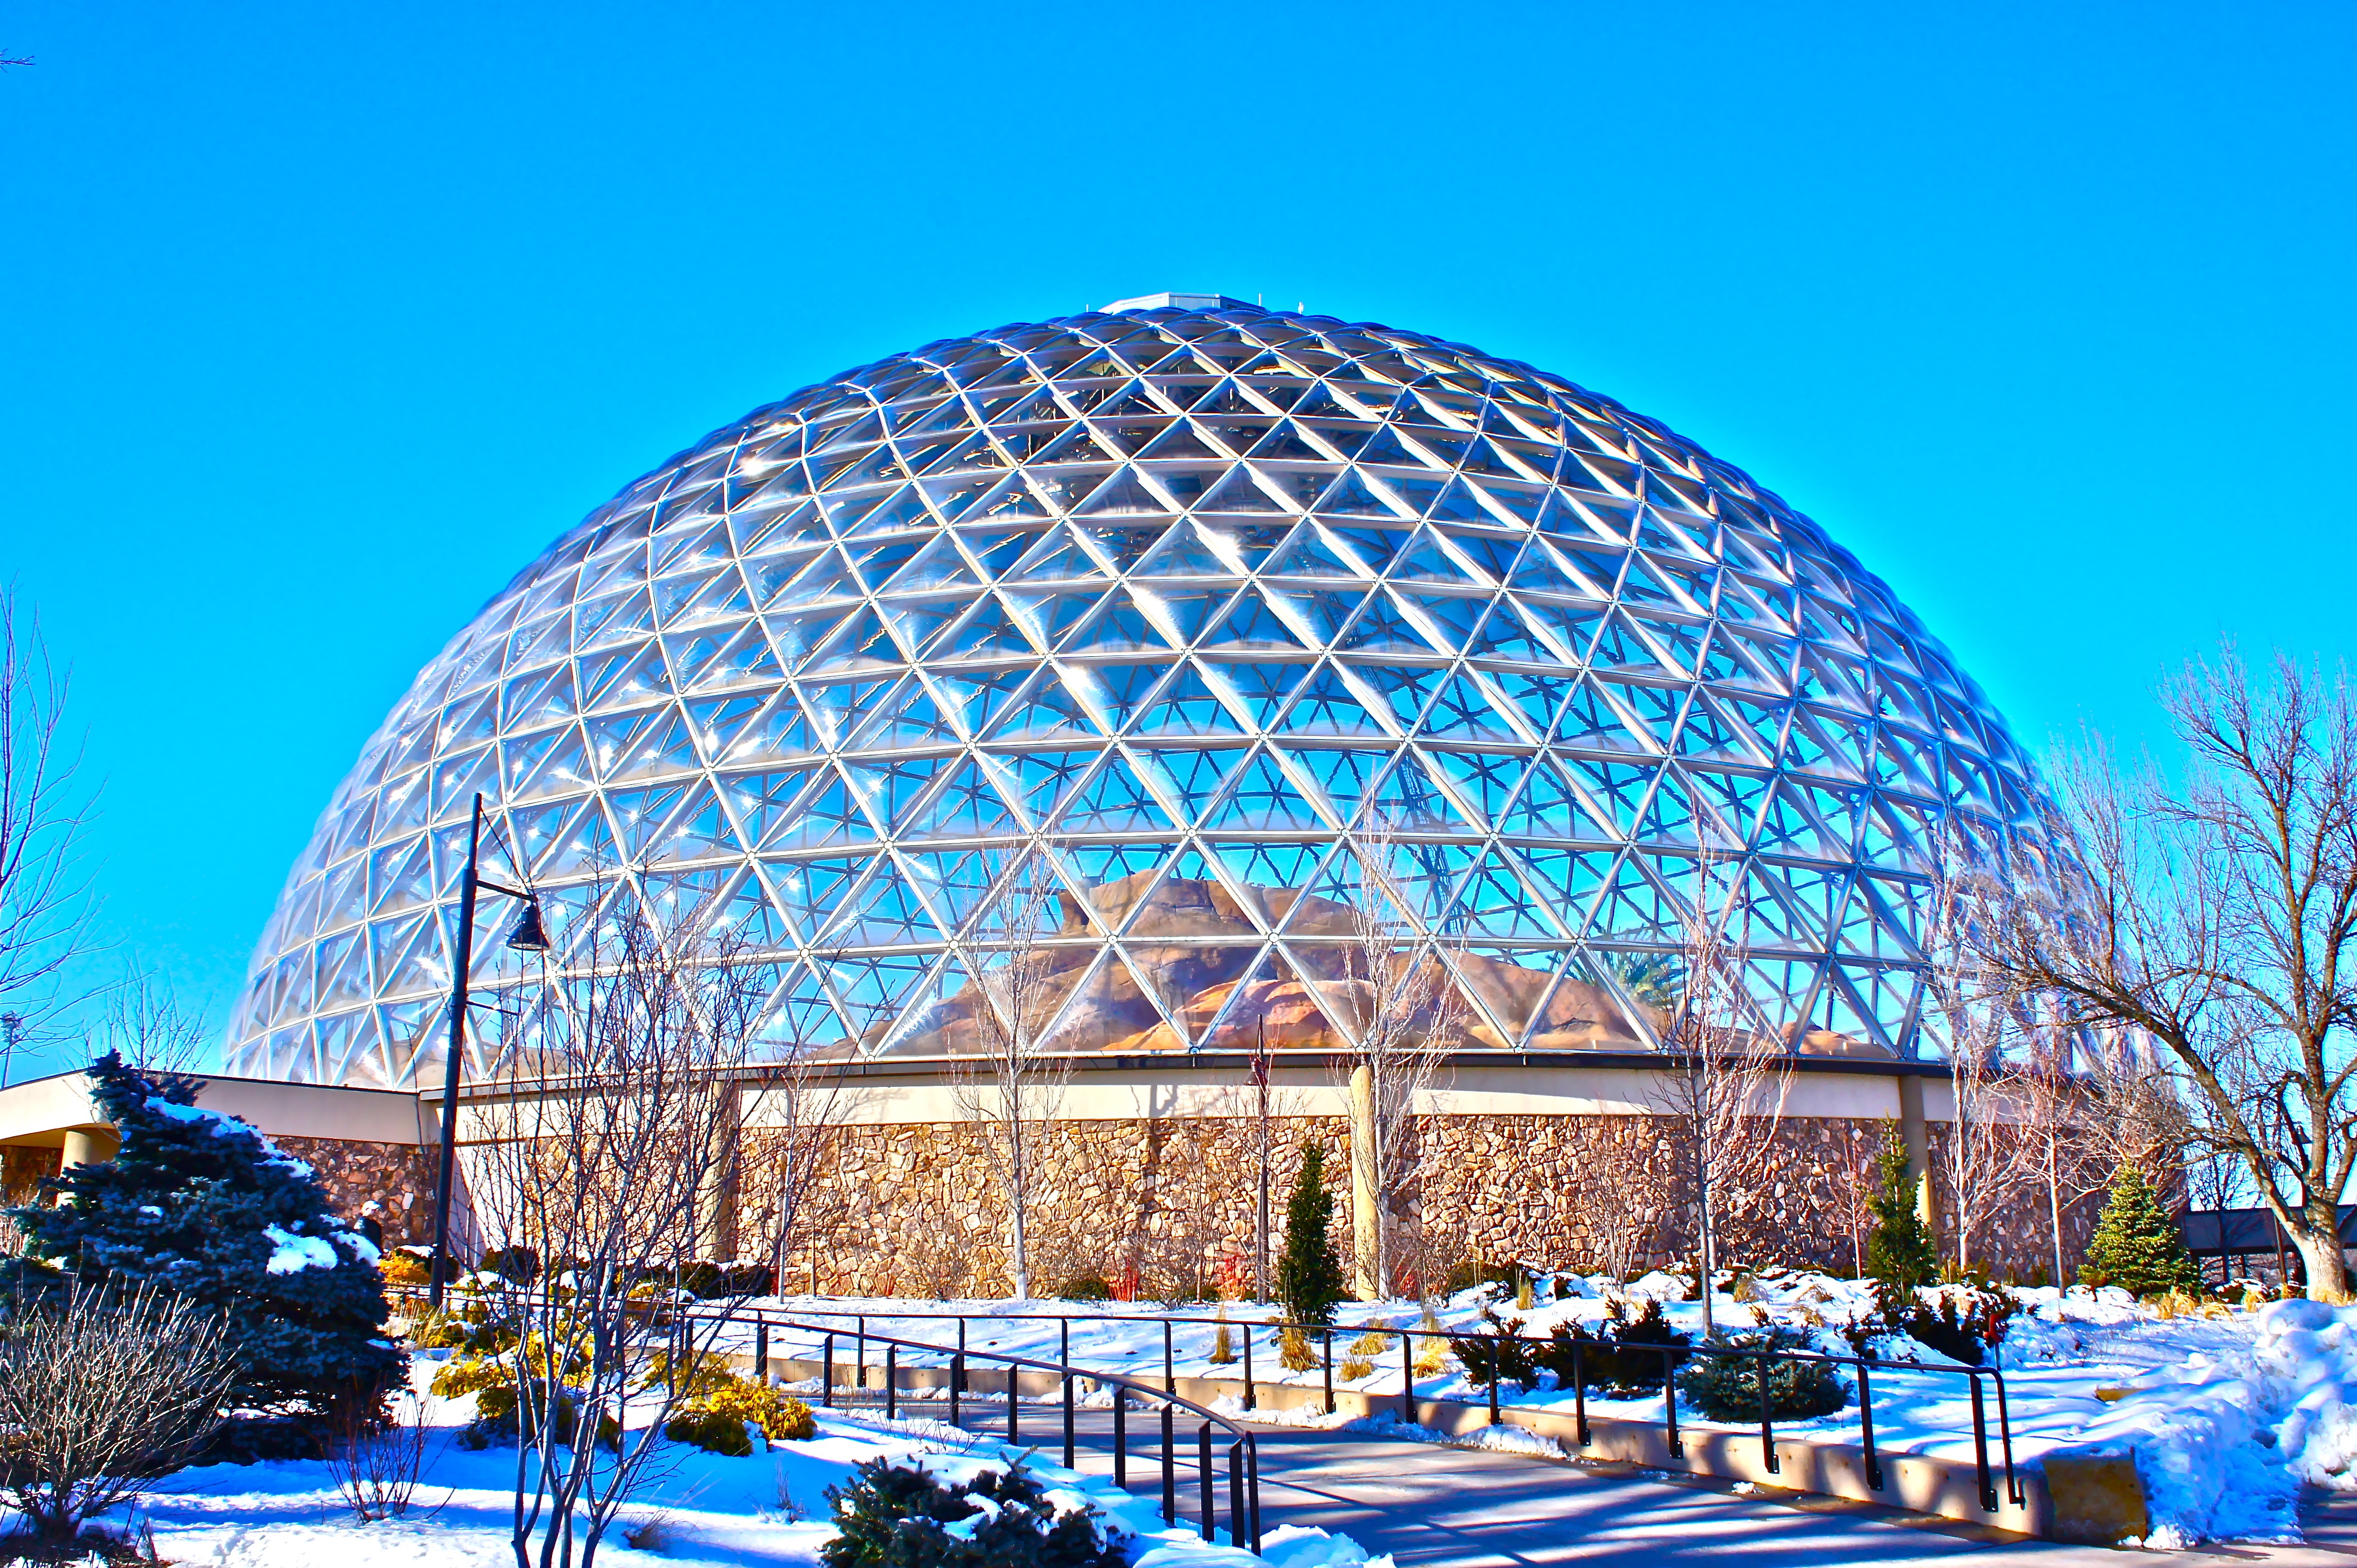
1651, 854, 1793, 1336
948, 846, 1069, 1301
462, 897, 795, 1568
0, 589, 99, 1047
1326, 832, 1464, 1300
1921, 827, 2034, 1272
0, 1280, 233, 1550
90, 964, 212, 1078
1984, 652, 2357, 1297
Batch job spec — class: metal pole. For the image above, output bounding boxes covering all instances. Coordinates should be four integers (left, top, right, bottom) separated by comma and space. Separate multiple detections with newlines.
1243, 1322, 1254, 1411
1197, 1423, 1215, 1542
1970, 1374, 1995, 1511
950, 1352, 962, 1428
1400, 1330, 1413, 1426
1114, 1393, 1127, 1489
427, 794, 485, 1310
755, 1319, 768, 1382
1247, 1432, 1261, 1552
886, 1345, 898, 1421
1161, 1402, 1176, 1523
1488, 1340, 1500, 1425
1756, 1349, 1779, 1473
1323, 1328, 1334, 1415
1664, 1347, 1682, 1458
823, 1333, 835, 1408
1229, 1440, 1246, 1551
1573, 1336, 1589, 1446
1063, 1363, 1076, 1470
1164, 1320, 1176, 1395
1007, 1361, 1019, 1444
1858, 1356, 1883, 1491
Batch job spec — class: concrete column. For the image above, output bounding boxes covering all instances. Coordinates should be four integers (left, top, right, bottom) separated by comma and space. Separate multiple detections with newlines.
1349, 1065, 1379, 1300
1897, 1074, 1943, 1241
60, 1127, 118, 1170
696, 1086, 740, 1262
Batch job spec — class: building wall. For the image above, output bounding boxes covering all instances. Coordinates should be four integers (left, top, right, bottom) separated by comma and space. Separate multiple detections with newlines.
773, 1112, 2102, 1299
274, 1135, 440, 1247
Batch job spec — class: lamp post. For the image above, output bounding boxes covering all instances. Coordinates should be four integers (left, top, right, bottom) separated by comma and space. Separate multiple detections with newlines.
427, 791, 550, 1309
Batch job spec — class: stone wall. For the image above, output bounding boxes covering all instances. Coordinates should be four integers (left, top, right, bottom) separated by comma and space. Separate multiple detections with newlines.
767, 1112, 2105, 1299
276, 1135, 440, 1246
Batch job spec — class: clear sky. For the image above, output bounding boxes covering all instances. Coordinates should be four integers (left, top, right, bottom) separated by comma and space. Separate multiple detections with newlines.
2, 1, 2351, 1075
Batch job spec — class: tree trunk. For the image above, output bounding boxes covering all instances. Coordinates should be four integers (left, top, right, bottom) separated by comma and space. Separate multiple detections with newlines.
2292, 1201, 2351, 1302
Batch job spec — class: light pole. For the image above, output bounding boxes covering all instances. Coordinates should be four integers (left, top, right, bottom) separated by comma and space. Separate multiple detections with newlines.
427, 792, 550, 1309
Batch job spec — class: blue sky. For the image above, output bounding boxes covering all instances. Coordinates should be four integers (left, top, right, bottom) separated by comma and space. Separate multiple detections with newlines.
2, 1, 2351, 1073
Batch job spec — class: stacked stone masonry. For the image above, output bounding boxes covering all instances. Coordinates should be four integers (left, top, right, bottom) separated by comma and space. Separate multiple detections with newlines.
772, 1113, 2105, 1299
275, 1135, 440, 1247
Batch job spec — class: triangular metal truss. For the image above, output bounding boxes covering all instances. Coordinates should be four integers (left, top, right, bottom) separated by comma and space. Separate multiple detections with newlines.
225, 298, 2057, 1088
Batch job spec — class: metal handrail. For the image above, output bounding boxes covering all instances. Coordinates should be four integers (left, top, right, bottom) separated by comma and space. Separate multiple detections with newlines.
394, 1285, 1261, 1550
729, 1308, 1261, 1552
399, 1283, 2021, 1518
751, 1300, 2024, 1514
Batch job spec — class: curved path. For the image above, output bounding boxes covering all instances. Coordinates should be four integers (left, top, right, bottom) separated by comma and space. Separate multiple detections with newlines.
911, 1395, 2357, 1567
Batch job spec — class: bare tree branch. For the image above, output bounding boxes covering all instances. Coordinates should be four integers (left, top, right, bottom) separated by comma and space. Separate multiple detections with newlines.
0, 587, 101, 1041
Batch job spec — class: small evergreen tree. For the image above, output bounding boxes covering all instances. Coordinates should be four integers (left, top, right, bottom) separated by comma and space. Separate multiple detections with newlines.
8, 1051, 405, 1414
1274, 1140, 1345, 1326
2081, 1165, 2202, 1297
1864, 1123, 1937, 1307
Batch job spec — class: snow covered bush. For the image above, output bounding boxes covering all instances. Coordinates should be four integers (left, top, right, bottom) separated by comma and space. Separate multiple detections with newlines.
1676, 1327, 1846, 1421
820, 1456, 1128, 1568
1452, 1298, 1691, 1394
4, 1050, 405, 1417
0, 1279, 235, 1551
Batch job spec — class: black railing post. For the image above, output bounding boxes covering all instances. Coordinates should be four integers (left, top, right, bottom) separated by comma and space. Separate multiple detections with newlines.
1161, 1401, 1176, 1524
755, 1318, 769, 1382
1993, 1368, 2022, 1507
886, 1345, 898, 1422
822, 1332, 835, 1409
1858, 1355, 1883, 1491
1114, 1392, 1127, 1489
958, 1318, 968, 1394
1756, 1348, 1779, 1474
1164, 1319, 1176, 1396
1488, 1341, 1501, 1425
1399, 1330, 1413, 1425
856, 1318, 866, 1401
1323, 1328, 1335, 1415
1008, 1361, 1020, 1445
1198, 1422, 1215, 1542
1247, 1431, 1262, 1553
1243, 1323, 1255, 1410
950, 1352, 963, 1429
1229, 1439, 1246, 1550
1064, 1363, 1077, 1470
1664, 1347, 1682, 1458
1573, 1336, 1590, 1447
1970, 1373, 1995, 1511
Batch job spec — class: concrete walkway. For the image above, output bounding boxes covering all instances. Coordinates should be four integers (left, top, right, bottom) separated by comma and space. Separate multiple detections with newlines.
913, 1396, 2357, 1566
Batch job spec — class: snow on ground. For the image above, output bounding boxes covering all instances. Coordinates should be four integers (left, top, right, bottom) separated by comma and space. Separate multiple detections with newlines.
108, 1354, 1389, 1568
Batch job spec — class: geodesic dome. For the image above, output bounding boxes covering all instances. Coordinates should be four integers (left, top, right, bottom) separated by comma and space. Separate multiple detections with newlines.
227, 294, 2056, 1087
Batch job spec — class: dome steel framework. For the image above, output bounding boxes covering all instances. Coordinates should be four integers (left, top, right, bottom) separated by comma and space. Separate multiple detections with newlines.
227, 296, 2054, 1087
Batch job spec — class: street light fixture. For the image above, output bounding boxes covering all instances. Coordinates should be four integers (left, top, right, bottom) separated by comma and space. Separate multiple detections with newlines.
427, 791, 549, 1308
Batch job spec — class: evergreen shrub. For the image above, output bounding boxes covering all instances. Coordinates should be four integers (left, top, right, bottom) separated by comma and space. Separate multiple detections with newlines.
1676, 1326, 1846, 1421
1275, 1142, 1345, 1328
6, 1051, 405, 1417
1059, 1272, 1114, 1301
820, 1458, 1127, 1568
2081, 1167, 2202, 1298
